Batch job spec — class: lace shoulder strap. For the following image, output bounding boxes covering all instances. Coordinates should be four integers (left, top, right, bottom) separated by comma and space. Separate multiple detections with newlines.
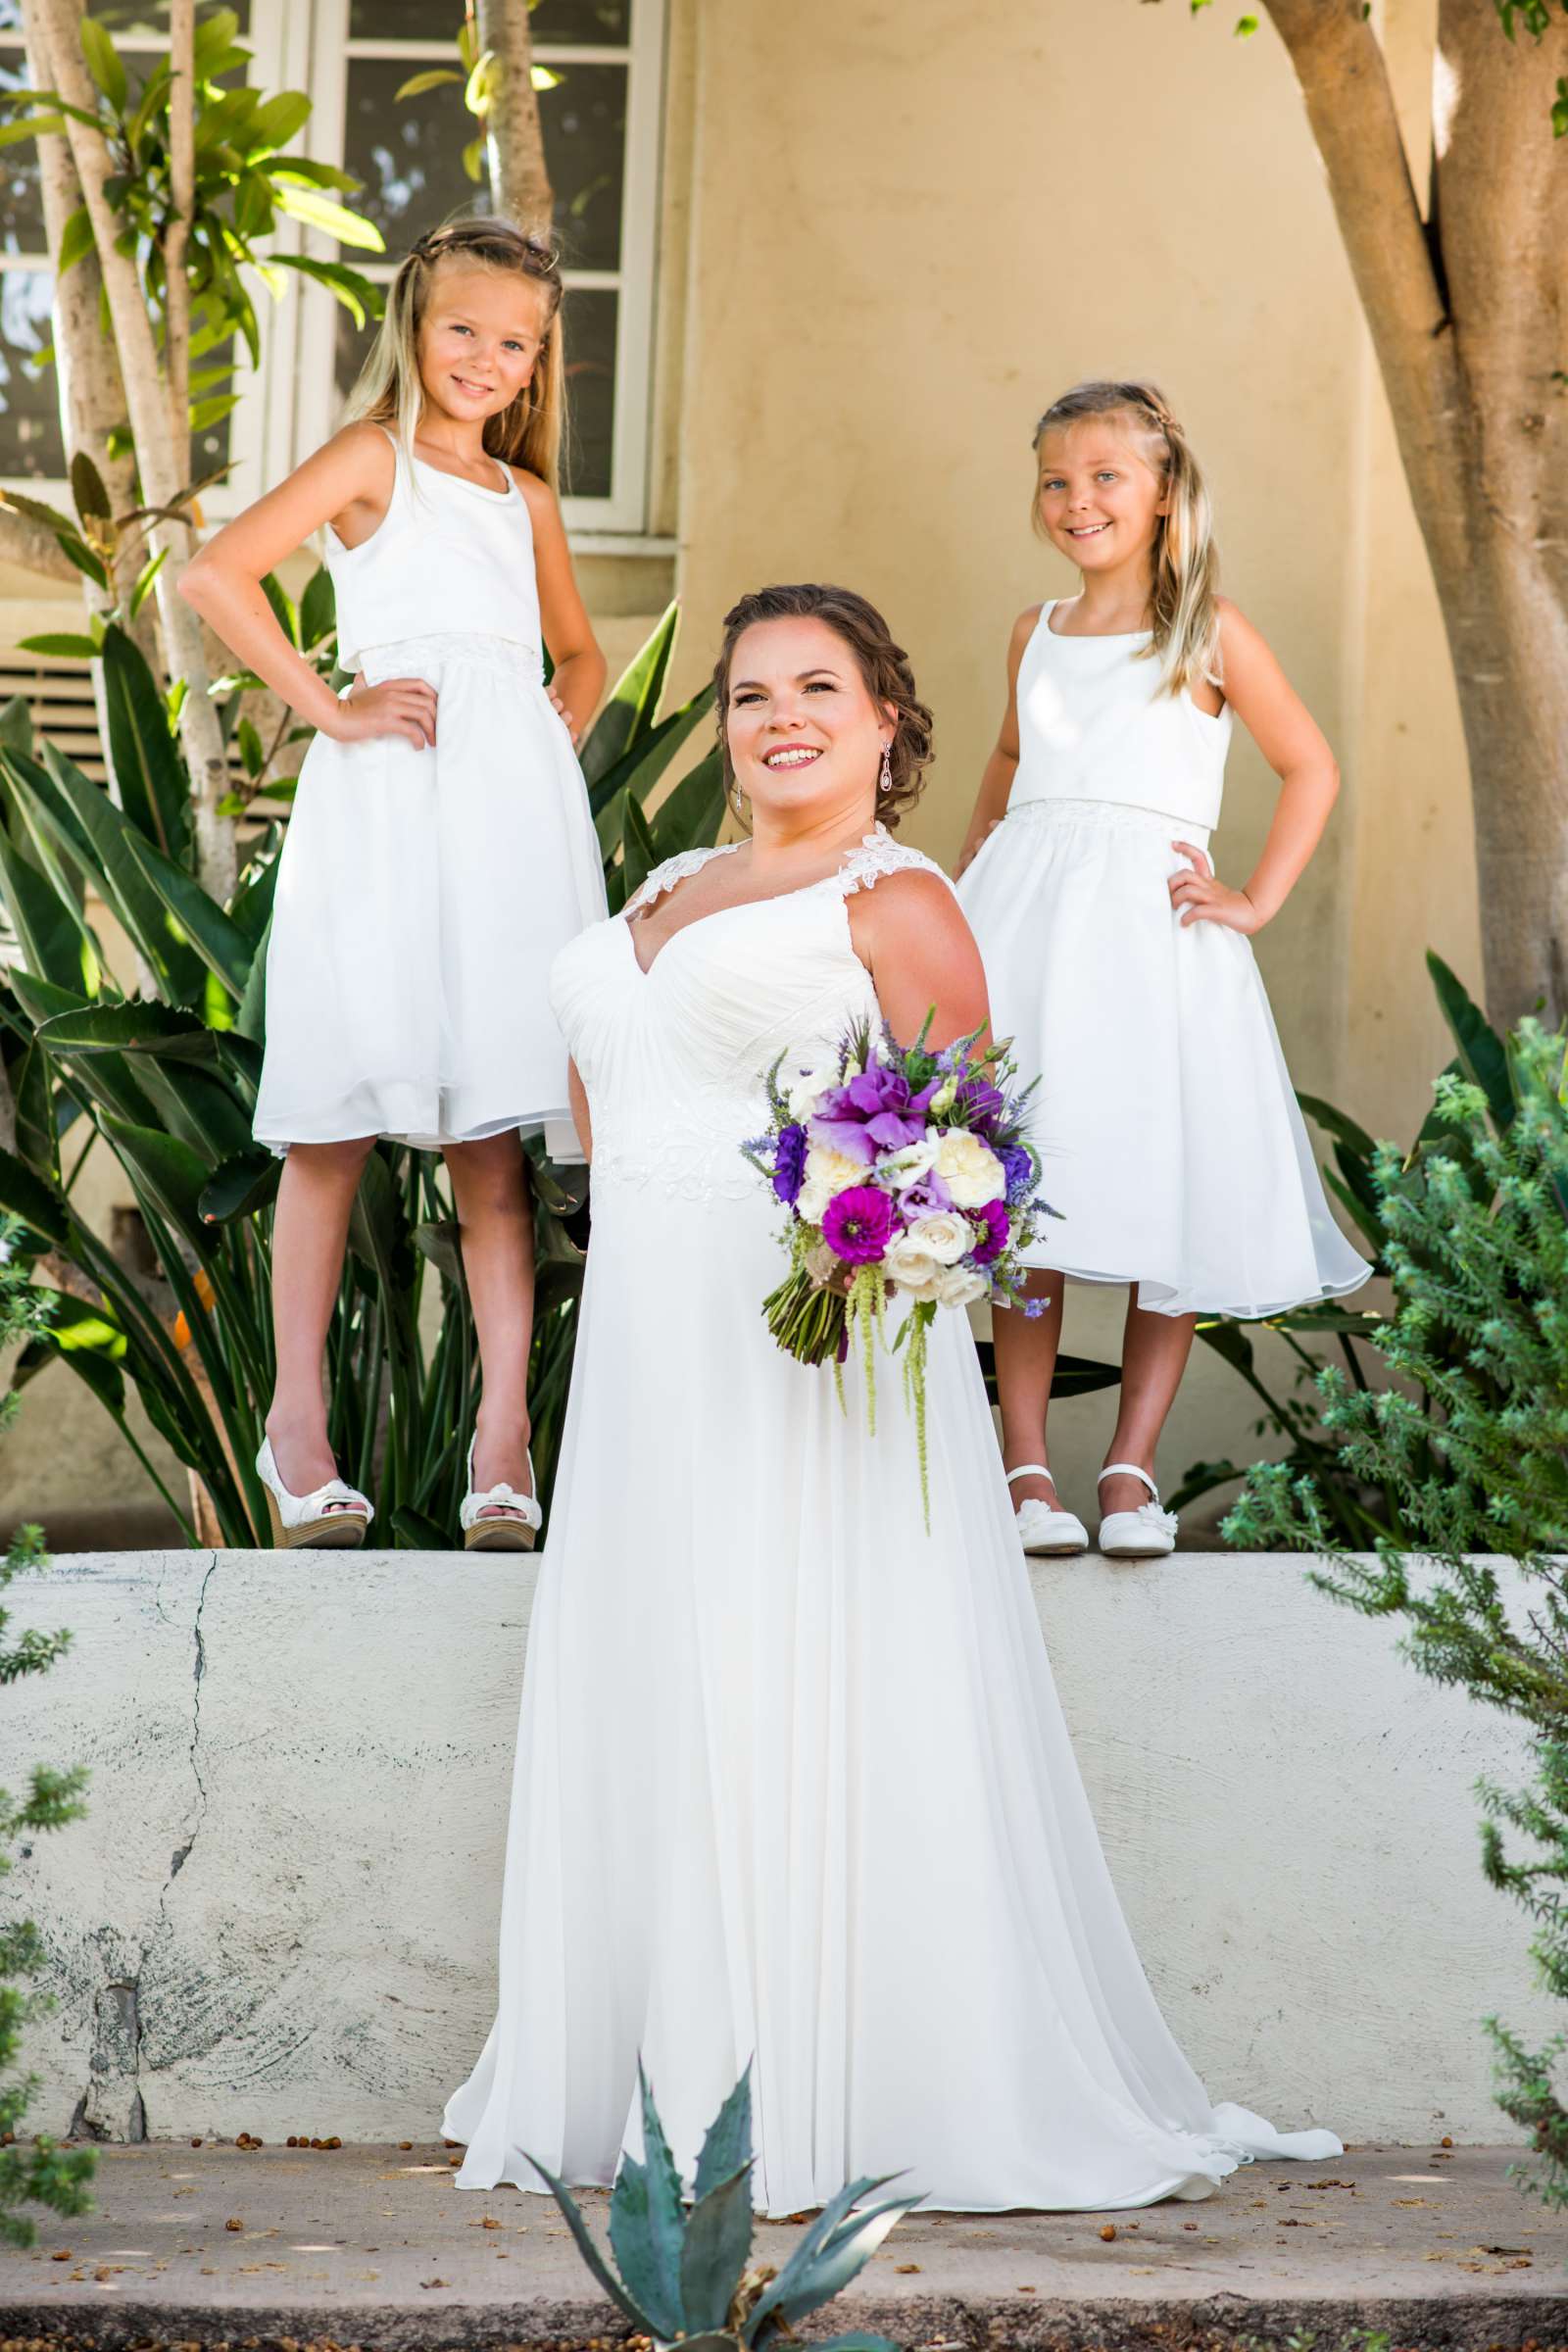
834, 826, 956, 901
623, 840, 739, 919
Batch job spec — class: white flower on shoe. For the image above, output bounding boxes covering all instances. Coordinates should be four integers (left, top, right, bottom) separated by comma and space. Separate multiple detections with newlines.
797, 1142, 870, 1224
932, 1128, 1006, 1209
906, 1211, 971, 1265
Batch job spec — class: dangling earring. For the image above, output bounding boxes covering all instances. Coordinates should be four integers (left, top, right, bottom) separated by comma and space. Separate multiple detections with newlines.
731, 780, 748, 818
878, 740, 894, 796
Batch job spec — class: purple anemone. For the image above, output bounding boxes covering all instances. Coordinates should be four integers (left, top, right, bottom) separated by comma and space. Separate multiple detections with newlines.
821, 1186, 896, 1264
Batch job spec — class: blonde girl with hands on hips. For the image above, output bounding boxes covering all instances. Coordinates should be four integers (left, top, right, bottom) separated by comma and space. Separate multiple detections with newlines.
181, 218, 608, 1551
956, 379, 1368, 1562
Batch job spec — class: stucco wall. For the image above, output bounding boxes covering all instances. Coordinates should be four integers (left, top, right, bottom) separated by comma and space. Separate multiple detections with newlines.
5, 1548, 1549, 2149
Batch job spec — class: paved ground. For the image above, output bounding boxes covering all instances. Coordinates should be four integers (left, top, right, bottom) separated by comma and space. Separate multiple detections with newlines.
2, 2139, 1567, 2350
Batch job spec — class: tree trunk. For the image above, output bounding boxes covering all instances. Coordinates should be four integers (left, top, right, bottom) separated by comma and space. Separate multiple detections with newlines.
1263, 0, 1568, 1027
165, 0, 194, 471
0, 505, 79, 584
28, 0, 236, 906
476, 0, 553, 235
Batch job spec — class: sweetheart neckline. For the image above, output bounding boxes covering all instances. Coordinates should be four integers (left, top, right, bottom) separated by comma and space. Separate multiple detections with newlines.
621, 865, 851, 981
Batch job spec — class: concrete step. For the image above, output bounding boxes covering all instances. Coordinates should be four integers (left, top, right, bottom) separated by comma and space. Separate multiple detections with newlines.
2, 2139, 1565, 2351
4, 1550, 1555, 2148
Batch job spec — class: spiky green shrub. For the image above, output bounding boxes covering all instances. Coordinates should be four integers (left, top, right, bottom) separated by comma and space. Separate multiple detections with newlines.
528, 2061, 918, 2352
1228, 1017, 1568, 2204
0, 595, 721, 1544
0, 1221, 94, 2246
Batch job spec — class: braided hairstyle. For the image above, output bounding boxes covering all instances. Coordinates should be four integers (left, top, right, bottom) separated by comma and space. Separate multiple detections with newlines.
344, 217, 567, 489
1031, 379, 1221, 697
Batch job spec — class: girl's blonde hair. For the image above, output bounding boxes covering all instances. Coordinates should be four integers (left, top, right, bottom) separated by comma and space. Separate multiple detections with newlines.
1031, 380, 1220, 696
344, 216, 567, 491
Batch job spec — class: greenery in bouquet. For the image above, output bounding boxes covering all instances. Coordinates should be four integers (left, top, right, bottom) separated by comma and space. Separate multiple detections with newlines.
746, 1014, 1051, 1523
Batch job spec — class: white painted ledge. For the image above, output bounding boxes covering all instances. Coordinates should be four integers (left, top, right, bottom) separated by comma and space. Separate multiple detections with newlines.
4, 1550, 1550, 2146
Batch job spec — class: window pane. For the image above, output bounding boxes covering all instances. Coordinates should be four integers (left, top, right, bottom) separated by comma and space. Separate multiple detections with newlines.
563, 284, 614, 501
0, 271, 65, 477
0, 59, 44, 256
83, 2, 251, 31
539, 64, 625, 272
340, 57, 625, 272
333, 302, 377, 417
341, 58, 476, 253
530, 0, 631, 42
347, 0, 628, 38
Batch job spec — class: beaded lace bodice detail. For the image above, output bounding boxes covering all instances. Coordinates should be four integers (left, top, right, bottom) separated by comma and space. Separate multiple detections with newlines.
550, 828, 953, 1201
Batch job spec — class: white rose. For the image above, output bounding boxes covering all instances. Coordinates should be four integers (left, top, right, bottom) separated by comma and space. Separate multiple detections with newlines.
906, 1211, 971, 1266
932, 1127, 1005, 1210
879, 1139, 938, 1190
882, 1231, 944, 1300
935, 1262, 989, 1308
782, 1051, 839, 1123
797, 1142, 868, 1224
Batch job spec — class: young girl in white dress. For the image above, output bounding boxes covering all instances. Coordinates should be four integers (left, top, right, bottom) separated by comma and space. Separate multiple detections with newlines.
443, 583, 1341, 2217
956, 380, 1368, 1562
181, 219, 607, 1550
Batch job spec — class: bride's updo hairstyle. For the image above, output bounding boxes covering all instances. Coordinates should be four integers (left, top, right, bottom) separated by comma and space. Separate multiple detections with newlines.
712, 584, 935, 831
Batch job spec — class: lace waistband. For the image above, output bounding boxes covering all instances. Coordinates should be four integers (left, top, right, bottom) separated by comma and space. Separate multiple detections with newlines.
356, 632, 544, 685
1005, 796, 1213, 847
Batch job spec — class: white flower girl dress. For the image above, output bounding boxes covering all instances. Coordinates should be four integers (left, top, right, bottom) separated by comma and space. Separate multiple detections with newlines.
443, 827, 1340, 2214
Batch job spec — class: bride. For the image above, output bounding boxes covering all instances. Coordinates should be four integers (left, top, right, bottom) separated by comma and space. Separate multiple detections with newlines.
444, 582, 1339, 2214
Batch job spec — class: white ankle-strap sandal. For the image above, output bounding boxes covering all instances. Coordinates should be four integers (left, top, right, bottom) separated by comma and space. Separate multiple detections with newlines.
256, 1437, 372, 1549
1096, 1461, 1178, 1559
1006, 1463, 1089, 1557
459, 1433, 542, 1552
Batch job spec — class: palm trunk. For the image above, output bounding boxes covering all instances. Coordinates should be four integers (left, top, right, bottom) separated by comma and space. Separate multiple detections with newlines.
476, 0, 553, 234
1263, 0, 1568, 1028
28, 0, 236, 906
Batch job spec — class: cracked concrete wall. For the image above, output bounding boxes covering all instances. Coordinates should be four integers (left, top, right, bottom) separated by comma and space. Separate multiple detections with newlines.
3, 1550, 1554, 2146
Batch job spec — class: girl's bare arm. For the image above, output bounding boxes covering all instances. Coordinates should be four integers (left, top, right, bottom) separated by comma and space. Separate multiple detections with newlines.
516, 472, 607, 744
956, 606, 1038, 877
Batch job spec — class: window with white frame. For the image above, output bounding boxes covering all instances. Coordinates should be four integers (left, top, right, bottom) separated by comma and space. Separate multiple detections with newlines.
0, 0, 664, 534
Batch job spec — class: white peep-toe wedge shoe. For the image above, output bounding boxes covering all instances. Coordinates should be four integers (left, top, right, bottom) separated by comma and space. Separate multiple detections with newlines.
1096, 1461, 1178, 1560
256, 1437, 373, 1549
1006, 1463, 1090, 1556
459, 1434, 542, 1553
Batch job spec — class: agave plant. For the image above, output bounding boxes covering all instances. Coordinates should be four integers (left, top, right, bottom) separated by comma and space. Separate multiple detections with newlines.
527, 2061, 916, 2352
0, 587, 721, 1545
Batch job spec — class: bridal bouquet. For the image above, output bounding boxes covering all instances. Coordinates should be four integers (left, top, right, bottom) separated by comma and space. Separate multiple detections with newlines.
745, 1016, 1051, 1519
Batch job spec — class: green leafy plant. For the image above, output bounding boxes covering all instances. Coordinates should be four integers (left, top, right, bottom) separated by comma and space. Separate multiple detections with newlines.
1173, 953, 1512, 1542
529, 2060, 915, 2351
1, 5, 384, 426
1227, 1016, 1568, 2204
394, 17, 563, 188
0, 1221, 95, 2247
0, 599, 722, 1546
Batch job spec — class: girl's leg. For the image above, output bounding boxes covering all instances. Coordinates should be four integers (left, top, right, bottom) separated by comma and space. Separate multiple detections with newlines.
1098, 1294, 1199, 1515
443, 1133, 535, 1508
992, 1267, 1067, 1506
267, 1137, 376, 1493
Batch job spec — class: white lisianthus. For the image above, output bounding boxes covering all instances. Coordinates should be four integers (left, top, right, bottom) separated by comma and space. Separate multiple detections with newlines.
797, 1142, 869, 1224
927, 1074, 959, 1118
882, 1231, 944, 1300
907, 1211, 971, 1266
879, 1139, 938, 1190
935, 1262, 989, 1308
932, 1127, 1006, 1209
782, 1051, 839, 1123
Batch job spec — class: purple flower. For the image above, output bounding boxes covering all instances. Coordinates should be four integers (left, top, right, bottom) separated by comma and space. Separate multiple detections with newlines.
821, 1185, 896, 1264
811, 1062, 933, 1161
998, 1144, 1035, 1202
966, 1199, 1010, 1266
956, 1076, 1005, 1136
772, 1121, 808, 1206
899, 1171, 955, 1216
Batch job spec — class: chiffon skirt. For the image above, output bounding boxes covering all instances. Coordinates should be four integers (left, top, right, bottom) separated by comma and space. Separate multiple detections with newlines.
958, 797, 1370, 1317
254, 636, 606, 1158
442, 1163, 1342, 2215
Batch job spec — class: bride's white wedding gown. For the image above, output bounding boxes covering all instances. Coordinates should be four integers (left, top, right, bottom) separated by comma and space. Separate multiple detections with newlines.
444, 826, 1340, 2215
